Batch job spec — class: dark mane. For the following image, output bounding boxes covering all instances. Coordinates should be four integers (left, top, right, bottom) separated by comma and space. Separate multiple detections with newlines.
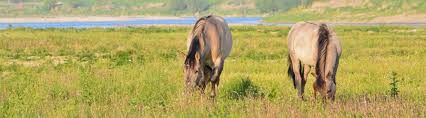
185, 16, 211, 66
185, 37, 200, 66
191, 15, 211, 34
315, 23, 330, 87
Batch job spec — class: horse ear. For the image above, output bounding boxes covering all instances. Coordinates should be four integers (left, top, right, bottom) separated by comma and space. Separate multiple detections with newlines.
178, 50, 187, 58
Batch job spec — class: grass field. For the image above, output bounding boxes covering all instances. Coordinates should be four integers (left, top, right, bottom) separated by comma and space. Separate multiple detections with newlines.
0, 26, 425, 117
265, 0, 426, 22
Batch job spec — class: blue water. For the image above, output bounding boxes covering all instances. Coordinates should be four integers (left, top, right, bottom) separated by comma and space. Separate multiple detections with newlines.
1, 17, 424, 29
0, 17, 262, 29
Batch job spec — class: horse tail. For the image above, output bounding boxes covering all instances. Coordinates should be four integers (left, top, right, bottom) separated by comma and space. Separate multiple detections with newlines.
287, 54, 296, 88
315, 23, 330, 86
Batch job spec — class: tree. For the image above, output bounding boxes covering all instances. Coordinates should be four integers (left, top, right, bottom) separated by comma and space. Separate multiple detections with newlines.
300, 0, 313, 8
43, 0, 58, 11
255, 0, 312, 13
189, 0, 210, 16
6, 0, 11, 14
169, 0, 187, 16
70, 0, 95, 8
239, 0, 247, 17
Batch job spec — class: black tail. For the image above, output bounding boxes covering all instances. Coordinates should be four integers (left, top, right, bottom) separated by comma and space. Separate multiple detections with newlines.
287, 54, 296, 88
315, 23, 330, 87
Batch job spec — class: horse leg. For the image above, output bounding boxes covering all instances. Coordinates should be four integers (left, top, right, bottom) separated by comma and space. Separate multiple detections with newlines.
303, 64, 310, 99
313, 80, 319, 100
290, 56, 304, 99
210, 79, 220, 99
200, 65, 212, 95
210, 58, 224, 98
311, 66, 317, 77
199, 78, 207, 95
311, 66, 319, 100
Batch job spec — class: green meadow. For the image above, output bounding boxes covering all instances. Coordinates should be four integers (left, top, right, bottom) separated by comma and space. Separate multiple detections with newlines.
0, 26, 425, 117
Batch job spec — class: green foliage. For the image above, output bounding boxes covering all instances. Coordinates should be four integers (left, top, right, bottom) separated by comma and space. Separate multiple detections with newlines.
77, 50, 97, 64
42, 0, 59, 11
222, 77, 264, 100
32, 48, 51, 57
0, 0, 307, 16
79, 67, 98, 105
69, 0, 95, 8
388, 72, 399, 97
187, 0, 211, 14
0, 26, 425, 116
256, 0, 311, 13
265, 0, 426, 22
110, 50, 134, 66
169, 0, 188, 15
1, 0, 423, 18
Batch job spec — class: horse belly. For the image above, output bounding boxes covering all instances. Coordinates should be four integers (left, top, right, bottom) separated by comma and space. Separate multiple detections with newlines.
204, 50, 215, 67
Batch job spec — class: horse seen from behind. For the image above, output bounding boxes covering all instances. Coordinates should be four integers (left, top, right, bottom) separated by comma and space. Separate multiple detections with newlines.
287, 22, 342, 100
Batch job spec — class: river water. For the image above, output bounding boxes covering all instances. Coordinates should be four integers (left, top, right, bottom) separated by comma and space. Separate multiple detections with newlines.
0, 17, 424, 29
0, 17, 261, 29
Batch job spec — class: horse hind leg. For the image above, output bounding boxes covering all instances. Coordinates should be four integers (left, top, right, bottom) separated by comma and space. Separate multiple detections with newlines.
302, 64, 311, 99
312, 67, 325, 100
290, 56, 305, 99
310, 66, 317, 77
313, 80, 319, 100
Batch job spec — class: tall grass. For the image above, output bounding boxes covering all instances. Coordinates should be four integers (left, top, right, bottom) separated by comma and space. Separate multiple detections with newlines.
0, 26, 425, 117
265, 0, 426, 22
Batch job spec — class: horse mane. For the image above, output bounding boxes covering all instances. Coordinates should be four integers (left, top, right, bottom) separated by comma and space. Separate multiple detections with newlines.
315, 23, 330, 87
185, 37, 200, 66
184, 16, 211, 66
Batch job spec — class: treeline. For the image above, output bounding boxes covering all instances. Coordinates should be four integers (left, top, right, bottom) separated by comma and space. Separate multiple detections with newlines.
1, 0, 313, 16
169, 0, 313, 15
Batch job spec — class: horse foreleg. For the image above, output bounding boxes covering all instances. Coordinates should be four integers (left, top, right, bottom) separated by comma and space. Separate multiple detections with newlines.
199, 66, 212, 95
210, 58, 224, 98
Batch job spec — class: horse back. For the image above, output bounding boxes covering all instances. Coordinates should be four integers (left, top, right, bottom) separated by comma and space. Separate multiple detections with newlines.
205, 15, 232, 59
288, 22, 322, 65
187, 15, 232, 66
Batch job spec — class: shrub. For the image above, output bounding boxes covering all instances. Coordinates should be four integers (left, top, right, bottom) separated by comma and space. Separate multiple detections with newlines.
222, 77, 264, 100
111, 50, 134, 66
388, 71, 399, 97
77, 50, 97, 64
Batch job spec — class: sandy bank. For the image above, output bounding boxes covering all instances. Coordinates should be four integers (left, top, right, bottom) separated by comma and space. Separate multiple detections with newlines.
369, 14, 426, 23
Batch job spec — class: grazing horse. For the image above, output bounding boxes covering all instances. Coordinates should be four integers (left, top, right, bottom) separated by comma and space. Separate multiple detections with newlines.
184, 15, 232, 98
287, 22, 342, 100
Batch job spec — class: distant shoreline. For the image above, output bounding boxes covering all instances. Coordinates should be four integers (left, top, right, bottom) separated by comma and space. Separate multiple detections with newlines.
1, 15, 425, 24
0, 16, 185, 23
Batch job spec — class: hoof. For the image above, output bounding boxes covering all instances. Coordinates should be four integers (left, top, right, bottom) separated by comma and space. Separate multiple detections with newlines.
298, 95, 306, 101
